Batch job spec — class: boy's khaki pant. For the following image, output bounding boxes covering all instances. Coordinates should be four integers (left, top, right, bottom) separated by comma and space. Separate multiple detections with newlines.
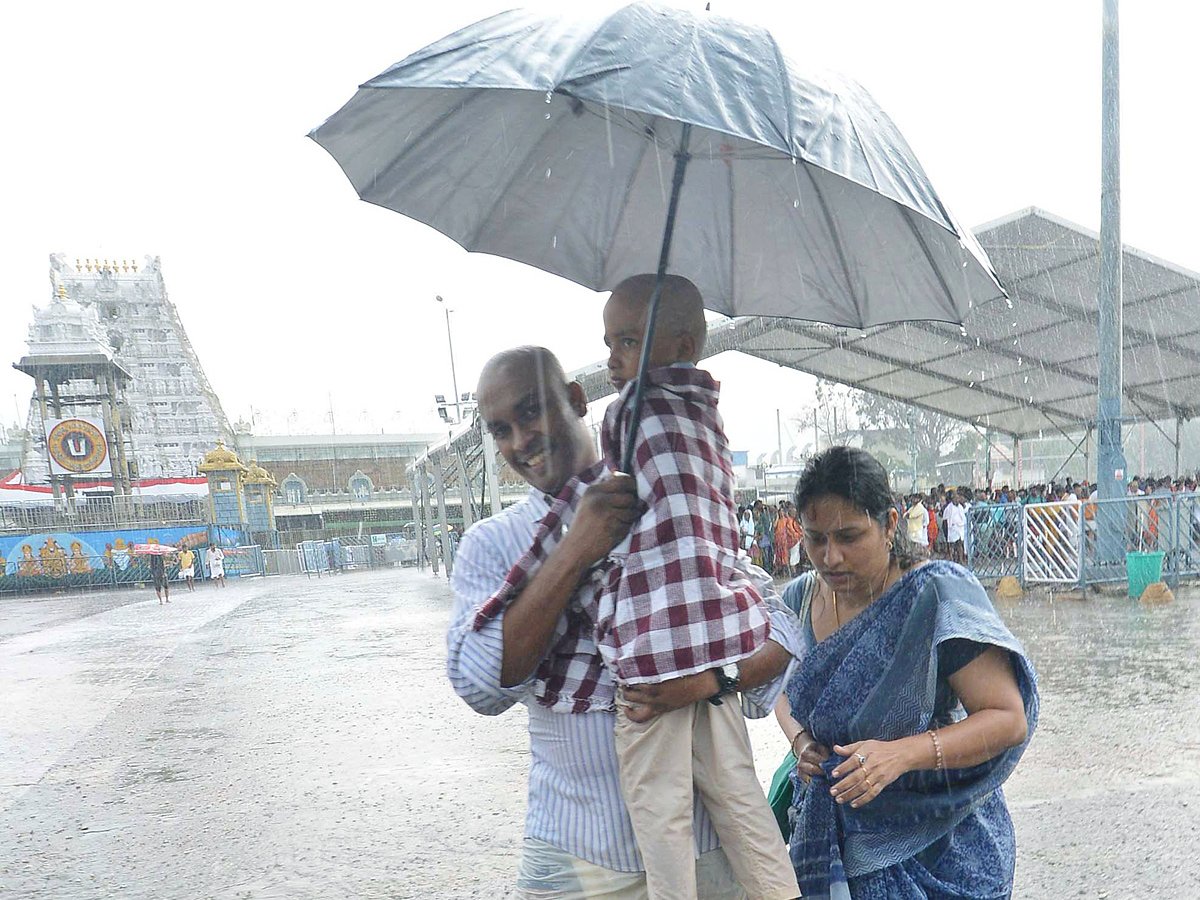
614, 697, 799, 900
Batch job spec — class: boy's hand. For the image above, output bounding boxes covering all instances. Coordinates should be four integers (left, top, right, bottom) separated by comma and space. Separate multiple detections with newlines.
621, 671, 720, 722
562, 473, 641, 568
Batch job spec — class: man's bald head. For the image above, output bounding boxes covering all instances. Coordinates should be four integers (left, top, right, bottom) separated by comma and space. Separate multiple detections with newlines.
478, 346, 570, 403
476, 346, 595, 495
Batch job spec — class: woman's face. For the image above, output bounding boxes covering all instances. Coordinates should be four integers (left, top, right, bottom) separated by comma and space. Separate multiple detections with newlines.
799, 493, 896, 595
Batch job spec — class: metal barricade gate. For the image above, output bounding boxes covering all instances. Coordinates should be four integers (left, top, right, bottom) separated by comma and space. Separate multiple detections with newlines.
1022, 500, 1083, 584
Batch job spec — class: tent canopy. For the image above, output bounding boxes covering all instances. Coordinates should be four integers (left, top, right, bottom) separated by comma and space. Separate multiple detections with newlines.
572, 207, 1200, 439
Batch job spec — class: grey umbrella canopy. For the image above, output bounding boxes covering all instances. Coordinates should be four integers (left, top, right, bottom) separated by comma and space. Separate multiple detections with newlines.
311, 2, 1004, 329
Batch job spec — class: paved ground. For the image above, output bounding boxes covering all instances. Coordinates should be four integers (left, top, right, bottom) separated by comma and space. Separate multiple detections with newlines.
1, 569, 1197, 899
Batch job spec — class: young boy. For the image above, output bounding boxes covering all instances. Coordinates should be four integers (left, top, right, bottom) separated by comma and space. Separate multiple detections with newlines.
596, 274, 797, 900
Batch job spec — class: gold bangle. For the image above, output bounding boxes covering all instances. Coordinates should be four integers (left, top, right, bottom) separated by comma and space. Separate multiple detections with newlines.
928, 729, 945, 771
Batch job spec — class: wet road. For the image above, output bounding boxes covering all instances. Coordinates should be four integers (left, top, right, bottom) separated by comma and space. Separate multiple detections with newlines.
1, 570, 1197, 898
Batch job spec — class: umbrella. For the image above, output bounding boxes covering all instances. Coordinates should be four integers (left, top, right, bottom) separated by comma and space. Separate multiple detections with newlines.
311, 2, 1005, 470
133, 544, 178, 555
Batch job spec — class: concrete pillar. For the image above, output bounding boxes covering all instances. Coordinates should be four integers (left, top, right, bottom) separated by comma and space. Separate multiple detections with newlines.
34, 378, 63, 507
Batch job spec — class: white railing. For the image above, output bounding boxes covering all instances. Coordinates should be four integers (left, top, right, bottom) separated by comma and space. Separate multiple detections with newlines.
1022, 500, 1083, 584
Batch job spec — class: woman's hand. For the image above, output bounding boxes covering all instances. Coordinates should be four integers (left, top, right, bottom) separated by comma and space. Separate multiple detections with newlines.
794, 734, 832, 784
830, 739, 917, 808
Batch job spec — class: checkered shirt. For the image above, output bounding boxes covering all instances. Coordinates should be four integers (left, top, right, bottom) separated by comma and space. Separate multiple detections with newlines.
594, 364, 770, 684
471, 460, 616, 713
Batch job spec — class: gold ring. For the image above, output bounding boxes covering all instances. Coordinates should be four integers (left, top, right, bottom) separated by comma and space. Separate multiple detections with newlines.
864, 778, 873, 789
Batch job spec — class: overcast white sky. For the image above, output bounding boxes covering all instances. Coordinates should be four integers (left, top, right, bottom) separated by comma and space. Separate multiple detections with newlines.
3, 1, 1197, 459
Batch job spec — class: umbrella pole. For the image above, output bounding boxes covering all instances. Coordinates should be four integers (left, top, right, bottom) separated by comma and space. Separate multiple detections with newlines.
621, 124, 692, 474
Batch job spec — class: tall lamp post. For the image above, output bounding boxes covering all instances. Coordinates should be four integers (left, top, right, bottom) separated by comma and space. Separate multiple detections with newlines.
436, 295, 462, 422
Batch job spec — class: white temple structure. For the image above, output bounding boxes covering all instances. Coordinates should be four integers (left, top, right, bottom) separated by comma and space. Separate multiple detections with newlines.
16, 254, 233, 485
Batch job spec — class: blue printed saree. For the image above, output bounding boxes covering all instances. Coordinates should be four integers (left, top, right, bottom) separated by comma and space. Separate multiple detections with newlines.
783, 560, 1039, 900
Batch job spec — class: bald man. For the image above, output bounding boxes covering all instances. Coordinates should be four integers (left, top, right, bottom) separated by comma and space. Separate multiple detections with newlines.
447, 344, 801, 899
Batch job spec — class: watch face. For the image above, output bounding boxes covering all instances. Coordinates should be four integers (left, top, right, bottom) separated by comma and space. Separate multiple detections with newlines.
721, 663, 739, 680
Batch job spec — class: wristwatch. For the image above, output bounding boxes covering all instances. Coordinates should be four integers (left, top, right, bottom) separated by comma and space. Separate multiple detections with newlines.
707, 663, 741, 706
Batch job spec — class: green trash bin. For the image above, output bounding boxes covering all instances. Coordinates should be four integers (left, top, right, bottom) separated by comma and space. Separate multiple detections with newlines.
1126, 550, 1165, 598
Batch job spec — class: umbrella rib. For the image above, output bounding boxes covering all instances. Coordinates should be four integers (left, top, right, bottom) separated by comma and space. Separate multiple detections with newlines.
899, 205, 958, 322
464, 107, 572, 250
350, 87, 494, 205
767, 33, 795, 153
598, 126, 654, 286
803, 165, 861, 327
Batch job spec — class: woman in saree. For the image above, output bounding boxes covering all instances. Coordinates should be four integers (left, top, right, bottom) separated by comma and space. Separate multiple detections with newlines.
775, 446, 1038, 900
775, 501, 803, 577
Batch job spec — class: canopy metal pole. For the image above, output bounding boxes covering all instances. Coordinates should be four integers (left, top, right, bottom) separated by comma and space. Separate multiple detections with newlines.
1175, 417, 1182, 479
455, 447, 475, 532
1096, 0, 1127, 562
482, 429, 503, 518
622, 123, 692, 474
433, 459, 452, 578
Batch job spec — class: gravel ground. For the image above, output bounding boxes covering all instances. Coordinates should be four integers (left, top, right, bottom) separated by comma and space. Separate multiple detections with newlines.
1, 568, 1197, 899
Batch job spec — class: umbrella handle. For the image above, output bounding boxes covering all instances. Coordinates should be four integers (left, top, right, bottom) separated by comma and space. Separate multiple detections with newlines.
621, 123, 692, 475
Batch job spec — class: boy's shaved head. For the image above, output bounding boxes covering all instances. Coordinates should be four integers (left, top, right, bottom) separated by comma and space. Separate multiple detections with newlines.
603, 274, 709, 391
609, 274, 707, 354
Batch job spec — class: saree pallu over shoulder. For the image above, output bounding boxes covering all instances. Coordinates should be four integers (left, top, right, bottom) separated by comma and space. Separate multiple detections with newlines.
784, 561, 1038, 900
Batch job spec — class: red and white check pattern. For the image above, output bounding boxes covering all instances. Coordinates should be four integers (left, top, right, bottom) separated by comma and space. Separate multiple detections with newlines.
471, 461, 615, 713
595, 364, 769, 683
471, 365, 769, 703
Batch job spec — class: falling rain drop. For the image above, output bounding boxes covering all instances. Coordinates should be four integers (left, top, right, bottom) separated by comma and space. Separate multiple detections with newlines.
1004, 297, 1014, 309
545, 113, 551, 120
546, 168, 552, 178
793, 199, 799, 209
552, 235, 557, 248
1018, 357, 1023, 366
545, 91, 553, 103
1024, 376, 1029, 384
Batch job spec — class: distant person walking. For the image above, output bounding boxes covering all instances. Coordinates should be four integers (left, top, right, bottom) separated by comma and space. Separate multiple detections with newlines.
944, 493, 968, 565
178, 548, 196, 592
150, 553, 170, 604
206, 545, 226, 588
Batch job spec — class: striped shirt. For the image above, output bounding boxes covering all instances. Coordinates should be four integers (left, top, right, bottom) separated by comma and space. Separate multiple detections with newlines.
447, 487, 802, 873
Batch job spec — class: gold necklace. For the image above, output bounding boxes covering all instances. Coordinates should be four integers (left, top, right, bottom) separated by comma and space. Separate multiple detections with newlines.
832, 589, 840, 627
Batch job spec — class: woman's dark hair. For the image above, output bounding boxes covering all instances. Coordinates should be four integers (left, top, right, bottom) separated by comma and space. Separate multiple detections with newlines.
794, 445, 919, 569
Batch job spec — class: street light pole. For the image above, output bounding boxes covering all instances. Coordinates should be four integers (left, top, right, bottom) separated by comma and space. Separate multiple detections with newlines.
436, 295, 461, 422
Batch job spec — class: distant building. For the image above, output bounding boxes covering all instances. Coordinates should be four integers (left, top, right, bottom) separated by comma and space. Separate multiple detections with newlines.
235, 432, 444, 496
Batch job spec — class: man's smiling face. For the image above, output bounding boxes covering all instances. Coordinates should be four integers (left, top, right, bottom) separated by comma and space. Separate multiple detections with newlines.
477, 350, 593, 497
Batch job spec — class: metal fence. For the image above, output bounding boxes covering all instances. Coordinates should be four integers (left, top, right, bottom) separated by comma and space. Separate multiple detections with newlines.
967, 491, 1200, 590
966, 503, 1023, 581
0, 544, 253, 596
0, 497, 208, 536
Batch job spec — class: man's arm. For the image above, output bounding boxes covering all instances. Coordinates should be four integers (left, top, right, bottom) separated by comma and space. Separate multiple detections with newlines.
621, 559, 802, 722
499, 474, 641, 687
